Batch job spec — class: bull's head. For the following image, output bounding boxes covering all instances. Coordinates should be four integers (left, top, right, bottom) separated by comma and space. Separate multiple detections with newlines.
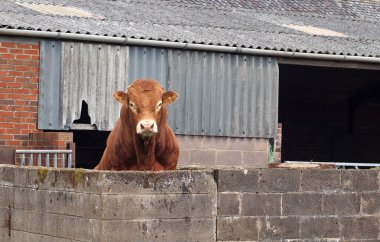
113, 80, 177, 138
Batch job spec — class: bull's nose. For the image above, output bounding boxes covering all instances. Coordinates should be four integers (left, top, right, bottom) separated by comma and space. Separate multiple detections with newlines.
140, 122, 155, 131
137, 120, 158, 136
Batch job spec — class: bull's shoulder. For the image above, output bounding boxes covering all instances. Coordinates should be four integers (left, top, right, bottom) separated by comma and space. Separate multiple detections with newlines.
155, 124, 179, 169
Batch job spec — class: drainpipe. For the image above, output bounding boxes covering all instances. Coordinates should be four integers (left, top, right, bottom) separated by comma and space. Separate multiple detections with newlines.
1, 28, 380, 64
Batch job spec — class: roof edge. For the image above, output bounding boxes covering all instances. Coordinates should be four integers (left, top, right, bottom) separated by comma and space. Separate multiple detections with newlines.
1, 28, 379, 64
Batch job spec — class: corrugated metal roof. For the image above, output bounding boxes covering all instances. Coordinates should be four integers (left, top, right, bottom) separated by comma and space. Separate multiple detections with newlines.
1, 0, 380, 58
15, 2, 104, 19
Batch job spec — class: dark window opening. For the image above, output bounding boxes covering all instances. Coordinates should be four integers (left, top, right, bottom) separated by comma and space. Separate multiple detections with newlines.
73, 100, 91, 124
279, 64, 380, 164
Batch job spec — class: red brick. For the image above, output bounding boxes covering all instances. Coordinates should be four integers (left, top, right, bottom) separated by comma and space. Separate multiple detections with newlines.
8, 60, 25, 65
15, 54, 31, 60
6, 141, 22, 146
24, 49, 39, 55
7, 83, 22, 88
0, 100, 14, 106
28, 124, 37, 130
0, 111, 15, 117
30, 78, 39, 83
16, 44, 33, 49
20, 129, 31, 134
14, 106, 28, 112
0, 42, 40, 149
8, 71, 24, 77
0, 88, 14, 94
30, 90, 39, 95
1, 42, 17, 48
15, 77, 29, 82
14, 134, 29, 140
30, 66, 39, 72
1, 77, 15, 82
0, 105, 10, 111
18, 89, 30, 94
15, 66, 30, 71
29, 114, 38, 119
22, 84, 38, 89
22, 61, 39, 66
0, 134, 13, 140
1, 53, 15, 59
9, 49, 24, 54
16, 112, 29, 117
14, 100, 27, 106
24, 72, 38, 78
6, 94, 20, 100
5, 129, 21, 134
7, 117, 22, 123
24, 117, 37, 123
0, 65, 14, 70
22, 95, 37, 101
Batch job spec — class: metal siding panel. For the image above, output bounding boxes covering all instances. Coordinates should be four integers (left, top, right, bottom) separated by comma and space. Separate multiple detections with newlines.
127, 46, 168, 86
60, 42, 129, 130
167, 50, 278, 138
55, 43, 277, 137
38, 40, 62, 130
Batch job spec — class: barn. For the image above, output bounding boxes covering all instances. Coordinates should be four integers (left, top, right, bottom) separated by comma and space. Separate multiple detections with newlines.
1, 0, 380, 169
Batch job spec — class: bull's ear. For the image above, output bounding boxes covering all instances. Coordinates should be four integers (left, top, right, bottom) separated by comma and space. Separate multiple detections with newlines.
113, 91, 128, 103
162, 91, 178, 104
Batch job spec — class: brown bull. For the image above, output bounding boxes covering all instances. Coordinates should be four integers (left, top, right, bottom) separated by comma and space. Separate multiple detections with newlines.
94, 80, 179, 171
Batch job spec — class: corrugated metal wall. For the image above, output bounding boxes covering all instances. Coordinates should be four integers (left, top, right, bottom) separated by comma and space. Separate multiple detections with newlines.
38, 40, 62, 130
167, 49, 278, 137
38, 41, 279, 138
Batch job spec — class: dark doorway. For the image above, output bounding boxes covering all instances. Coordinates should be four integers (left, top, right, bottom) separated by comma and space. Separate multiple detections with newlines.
72, 100, 109, 169
73, 130, 109, 169
279, 64, 380, 164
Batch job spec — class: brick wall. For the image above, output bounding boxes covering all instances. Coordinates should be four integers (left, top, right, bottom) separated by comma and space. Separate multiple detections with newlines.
0, 41, 74, 161
1, 165, 378, 241
0, 41, 40, 148
177, 135, 270, 168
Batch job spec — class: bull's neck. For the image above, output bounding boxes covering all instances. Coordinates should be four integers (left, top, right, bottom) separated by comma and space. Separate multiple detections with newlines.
134, 134, 158, 170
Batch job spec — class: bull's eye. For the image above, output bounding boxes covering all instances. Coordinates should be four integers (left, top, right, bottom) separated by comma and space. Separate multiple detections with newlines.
129, 101, 137, 112
156, 101, 162, 111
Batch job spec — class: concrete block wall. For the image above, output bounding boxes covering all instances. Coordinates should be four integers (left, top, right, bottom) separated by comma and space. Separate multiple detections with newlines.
0, 165, 216, 242
217, 168, 380, 241
177, 135, 270, 168
0, 165, 379, 241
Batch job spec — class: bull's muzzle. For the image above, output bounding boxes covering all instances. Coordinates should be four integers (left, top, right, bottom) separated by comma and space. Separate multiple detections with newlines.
137, 120, 158, 137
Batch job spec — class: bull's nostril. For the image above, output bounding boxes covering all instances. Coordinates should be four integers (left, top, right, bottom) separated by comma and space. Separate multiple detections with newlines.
140, 123, 145, 130
150, 124, 154, 129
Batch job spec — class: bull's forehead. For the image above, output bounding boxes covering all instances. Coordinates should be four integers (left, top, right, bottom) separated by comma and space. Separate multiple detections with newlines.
128, 81, 164, 107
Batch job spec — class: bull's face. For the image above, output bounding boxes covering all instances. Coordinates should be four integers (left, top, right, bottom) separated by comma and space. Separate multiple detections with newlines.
113, 80, 177, 138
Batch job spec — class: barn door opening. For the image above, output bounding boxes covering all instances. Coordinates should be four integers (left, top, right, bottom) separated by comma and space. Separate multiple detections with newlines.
279, 64, 380, 167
